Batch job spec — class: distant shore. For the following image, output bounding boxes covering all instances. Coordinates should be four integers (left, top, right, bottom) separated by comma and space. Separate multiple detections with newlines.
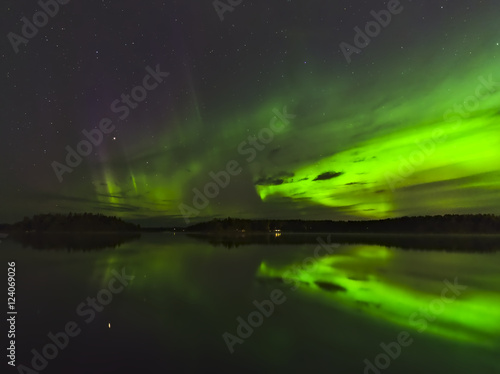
3, 213, 500, 235
184, 214, 500, 234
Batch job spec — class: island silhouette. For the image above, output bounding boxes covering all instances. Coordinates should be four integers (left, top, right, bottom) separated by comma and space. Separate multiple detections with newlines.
1, 213, 140, 251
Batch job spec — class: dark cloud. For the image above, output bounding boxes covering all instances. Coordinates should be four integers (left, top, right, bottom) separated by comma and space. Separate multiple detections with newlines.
313, 171, 343, 181
255, 171, 294, 186
255, 177, 285, 186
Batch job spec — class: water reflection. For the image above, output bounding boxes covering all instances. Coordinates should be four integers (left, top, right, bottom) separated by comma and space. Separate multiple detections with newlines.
257, 244, 500, 349
189, 232, 500, 252
2, 233, 499, 373
7, 232, 141, 251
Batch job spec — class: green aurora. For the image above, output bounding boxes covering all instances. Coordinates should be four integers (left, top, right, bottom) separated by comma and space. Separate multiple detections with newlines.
94, 57, 500, 222
93, 9, 500, 224
4, 2, 500, 225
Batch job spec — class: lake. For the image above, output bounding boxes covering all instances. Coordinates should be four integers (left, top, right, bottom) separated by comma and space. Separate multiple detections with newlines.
2, 233, 499, 373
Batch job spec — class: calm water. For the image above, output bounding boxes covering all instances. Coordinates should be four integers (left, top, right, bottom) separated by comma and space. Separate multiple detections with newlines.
2, 233, 499, 374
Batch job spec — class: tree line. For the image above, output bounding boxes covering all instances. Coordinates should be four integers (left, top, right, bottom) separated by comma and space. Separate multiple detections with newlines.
186, 214, 500, 233
6, 213, 140, 232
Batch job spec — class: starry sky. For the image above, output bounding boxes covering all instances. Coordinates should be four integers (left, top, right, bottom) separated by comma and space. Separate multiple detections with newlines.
1, 0, 500, 226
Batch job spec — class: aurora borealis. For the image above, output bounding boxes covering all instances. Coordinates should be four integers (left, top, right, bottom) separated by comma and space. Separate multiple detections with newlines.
2, 1, 500, 225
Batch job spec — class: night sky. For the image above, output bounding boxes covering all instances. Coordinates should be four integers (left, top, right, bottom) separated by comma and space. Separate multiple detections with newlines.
1, 0, 500, 226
